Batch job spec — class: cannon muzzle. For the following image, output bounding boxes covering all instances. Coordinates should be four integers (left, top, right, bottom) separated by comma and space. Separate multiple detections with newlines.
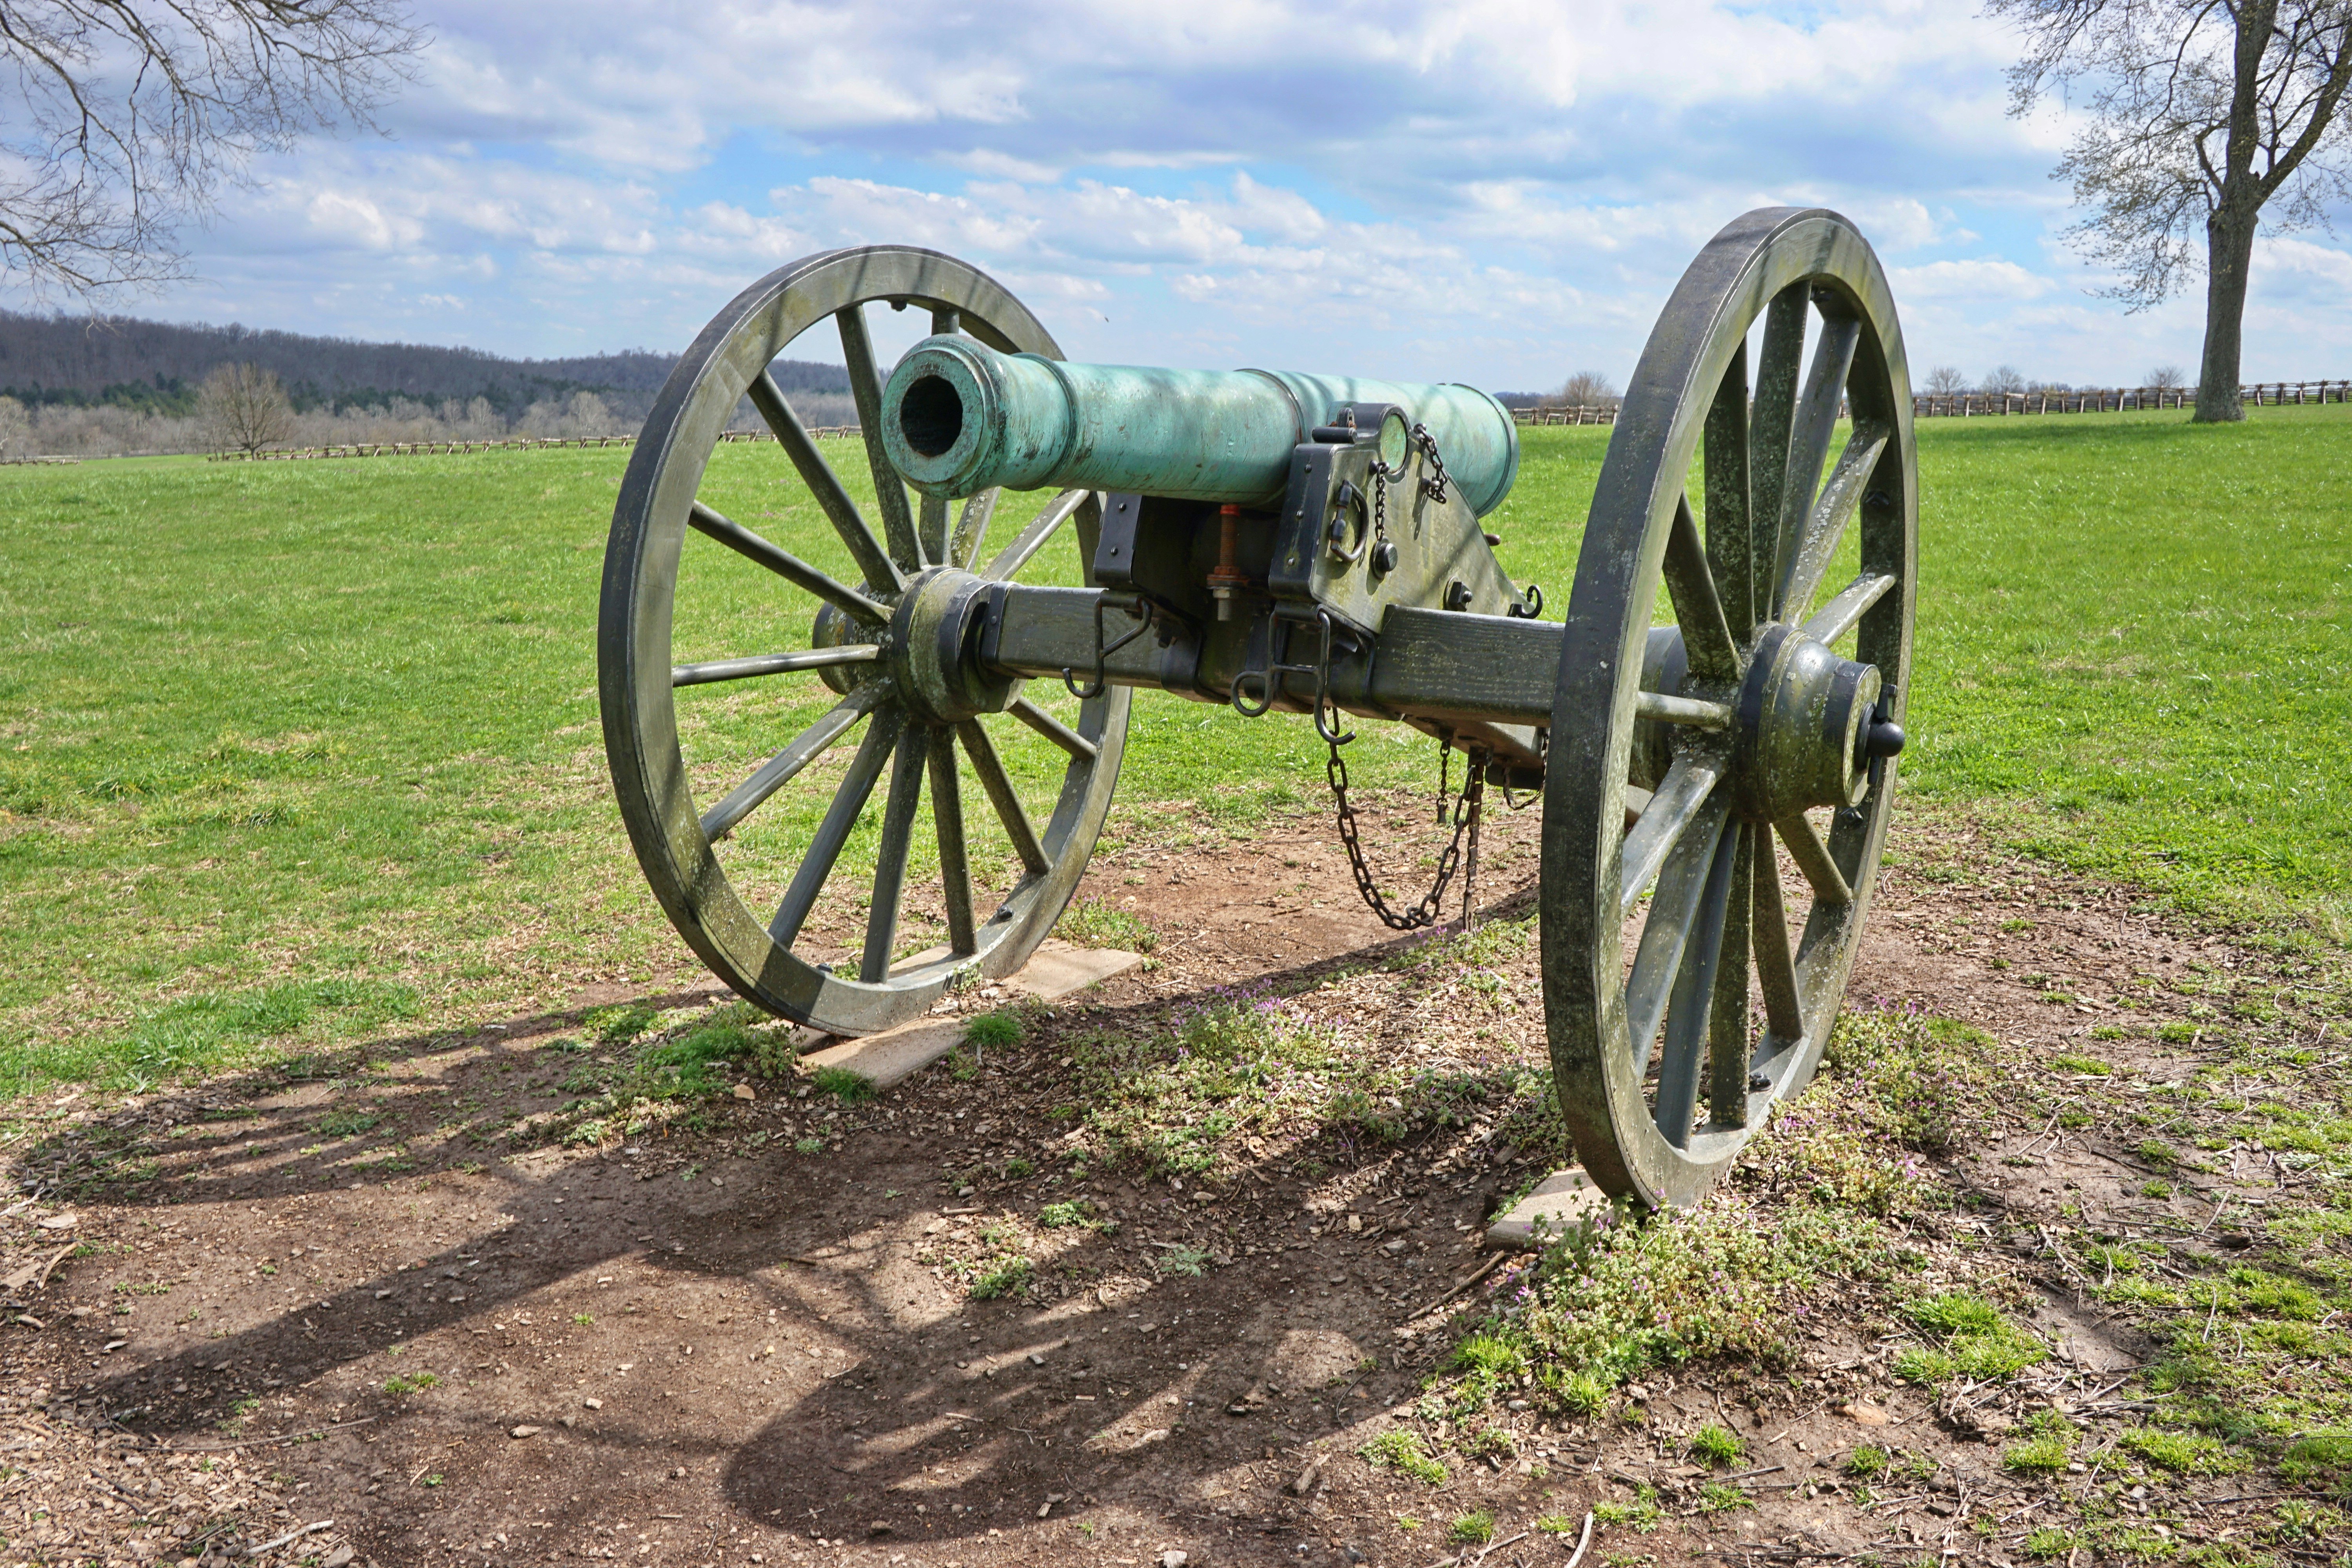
879, 335, 1520, 517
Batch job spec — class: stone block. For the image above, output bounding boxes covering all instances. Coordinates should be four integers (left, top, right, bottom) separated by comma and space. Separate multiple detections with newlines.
1482, 1167, 1608, 1251
796, 940, 1143, 1090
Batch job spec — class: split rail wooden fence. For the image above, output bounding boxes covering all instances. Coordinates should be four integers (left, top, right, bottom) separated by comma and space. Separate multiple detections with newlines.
1512, 380, 2346, 427
206, 427, 864, 463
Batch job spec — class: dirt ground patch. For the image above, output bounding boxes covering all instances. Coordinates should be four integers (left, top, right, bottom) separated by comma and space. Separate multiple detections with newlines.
2, 795, 2346, 1568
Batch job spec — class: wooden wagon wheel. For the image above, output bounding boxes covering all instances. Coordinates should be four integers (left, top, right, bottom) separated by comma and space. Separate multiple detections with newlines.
600, 248, 1129, 1036
1543, 208, 1918, 1207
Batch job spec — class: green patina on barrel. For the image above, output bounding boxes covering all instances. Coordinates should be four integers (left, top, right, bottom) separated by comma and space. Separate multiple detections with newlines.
879, 334, 1521, 517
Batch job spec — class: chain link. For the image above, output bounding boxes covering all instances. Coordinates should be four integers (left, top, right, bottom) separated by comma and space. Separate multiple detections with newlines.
1327, 733, 1486, 932
1412, 421, 1452, 504
1367, 420, 1454, 557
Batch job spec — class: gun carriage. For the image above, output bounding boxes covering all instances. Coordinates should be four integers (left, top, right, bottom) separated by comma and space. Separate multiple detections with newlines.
600, 206, 1915, 1207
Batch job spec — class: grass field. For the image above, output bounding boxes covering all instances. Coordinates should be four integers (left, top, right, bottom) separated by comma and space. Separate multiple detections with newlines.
1, 402, 2345, 1095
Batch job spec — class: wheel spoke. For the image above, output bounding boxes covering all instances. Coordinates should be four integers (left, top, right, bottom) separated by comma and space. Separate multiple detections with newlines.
1771, 314, 1861, 605
984, 488, 1089, 581
699, 684, 884, 842
928, 733, 977, 955
672, 645, 880, 688
1008, 696, 1100, 761
859, 724, 931, 983
1799, 572, 1898, 646
953, 490, 1000, 569
919, 492, 950, 570
1700, 342, 1755, 642
770, 703, 904, 947
1744, 284, 1808, 632
957, 717, 1048, 876
688, 501, 891, 625
1620, 753, 1726, 922
1706, 824, 1753, 1130
836, 304, 922, 569
1776, 425, 1887, 620
1664, 494, 1738, 683
1752, 840, 1806, 1045
748, 370, 903, 593
1634, 688, 1732, 731
1625, 791, 1731, 1075
1653, 823, 1739, 1148
1775, 811, 1853, 906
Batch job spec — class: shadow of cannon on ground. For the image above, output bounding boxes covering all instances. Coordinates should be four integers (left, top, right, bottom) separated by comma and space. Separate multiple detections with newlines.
5, 880, 1574, 1563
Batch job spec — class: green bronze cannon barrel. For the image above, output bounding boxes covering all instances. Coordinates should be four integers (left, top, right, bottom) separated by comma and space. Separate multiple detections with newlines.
878, 334, 1520, 517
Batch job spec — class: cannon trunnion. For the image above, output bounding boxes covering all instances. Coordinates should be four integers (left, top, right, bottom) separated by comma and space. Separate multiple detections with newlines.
599, 208, 1917, 1208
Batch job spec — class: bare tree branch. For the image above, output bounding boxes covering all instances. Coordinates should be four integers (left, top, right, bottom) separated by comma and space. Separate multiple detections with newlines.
0, 0, 425, 300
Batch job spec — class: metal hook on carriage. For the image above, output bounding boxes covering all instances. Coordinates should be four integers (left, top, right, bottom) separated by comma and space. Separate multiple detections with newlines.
1309, 608, 1354, 746
1229, 667, 1276, 717
1062, 594, 1152, 701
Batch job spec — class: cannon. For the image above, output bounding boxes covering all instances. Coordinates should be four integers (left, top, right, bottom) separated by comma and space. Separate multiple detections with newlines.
599, 207, 1916, 1207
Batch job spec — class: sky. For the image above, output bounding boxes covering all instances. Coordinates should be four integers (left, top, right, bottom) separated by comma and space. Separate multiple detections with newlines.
27, 0, 2352, 392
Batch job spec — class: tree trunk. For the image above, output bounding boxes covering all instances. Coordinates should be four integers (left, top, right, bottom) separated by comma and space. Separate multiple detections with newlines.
2194, 200, 2259, 423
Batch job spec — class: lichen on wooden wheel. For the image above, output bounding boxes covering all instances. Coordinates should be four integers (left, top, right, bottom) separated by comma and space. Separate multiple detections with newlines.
1542, 207, 1919, 1207
599, 247, 1129, 1036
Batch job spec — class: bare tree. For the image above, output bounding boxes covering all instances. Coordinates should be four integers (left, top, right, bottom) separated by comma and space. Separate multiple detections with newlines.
1552, 369, 1619, 408
1990, 0, 2352, 422
0, 394, 25, 456
2149, 362, 2189, 388
0, 0, 425, 300
1983, 364, 2029, 394
197, 360, 290, 453
1923, 364, 1971, 394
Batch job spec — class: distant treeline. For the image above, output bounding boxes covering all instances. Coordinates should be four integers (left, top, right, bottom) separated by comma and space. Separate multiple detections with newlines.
0, 309, 852, 424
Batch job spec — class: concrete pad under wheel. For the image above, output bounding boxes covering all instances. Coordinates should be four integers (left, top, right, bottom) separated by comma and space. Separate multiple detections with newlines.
1483, 1168, 1608, 1251
795, 940, 1144, 1090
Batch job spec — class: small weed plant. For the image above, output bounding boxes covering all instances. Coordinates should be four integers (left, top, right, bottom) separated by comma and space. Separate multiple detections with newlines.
1449, 1512, 1496, 1546
1688, 1424, 1742, 1467
1895, 1292, 2045, 1386
964, 1011, 1024, 1050
1057, 899, 1158, 952
1361, 1430, 1446, 1485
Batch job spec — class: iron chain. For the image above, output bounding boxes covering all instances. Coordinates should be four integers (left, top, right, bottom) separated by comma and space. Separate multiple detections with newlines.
1330, 416, 1481, 931
1367, 421, 1450, 556
1327, 734, 1486, 933
1412, 421, 1452, 503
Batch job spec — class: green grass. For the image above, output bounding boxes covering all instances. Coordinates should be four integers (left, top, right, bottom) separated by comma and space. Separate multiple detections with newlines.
1448, 1511, 1497, 1545
962, 1011, 1024, 1050
1687, 1423, 1743, 1467
1361, 1428, 1448, 1484
1894, 1292, 2047, 1385
2117, 1425, 2232, 1474
1844, 1446, 1889, 1479
2, 403, 2346, 1097
1055, 898, 1158, 952
807, 1065, 877, 1103
1485, 403, 2352, 943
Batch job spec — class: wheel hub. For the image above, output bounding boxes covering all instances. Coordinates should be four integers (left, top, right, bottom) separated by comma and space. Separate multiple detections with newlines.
884, 567, 1016, 724
1729, 624, 1886, 820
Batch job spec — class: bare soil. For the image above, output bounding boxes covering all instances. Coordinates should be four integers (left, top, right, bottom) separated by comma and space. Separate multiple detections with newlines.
0, 795, 2338, 1568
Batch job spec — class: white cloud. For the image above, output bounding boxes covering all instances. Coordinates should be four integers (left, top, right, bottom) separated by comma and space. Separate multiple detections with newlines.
1890, 258, 2056, 302
16, 0, 2345, 387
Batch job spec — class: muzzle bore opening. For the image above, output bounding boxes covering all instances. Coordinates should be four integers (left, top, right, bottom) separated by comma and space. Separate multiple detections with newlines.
898, 374, 965, 458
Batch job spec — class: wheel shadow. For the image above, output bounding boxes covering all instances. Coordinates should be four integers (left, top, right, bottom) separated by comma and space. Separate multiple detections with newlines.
26, 887, 1562, 1559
